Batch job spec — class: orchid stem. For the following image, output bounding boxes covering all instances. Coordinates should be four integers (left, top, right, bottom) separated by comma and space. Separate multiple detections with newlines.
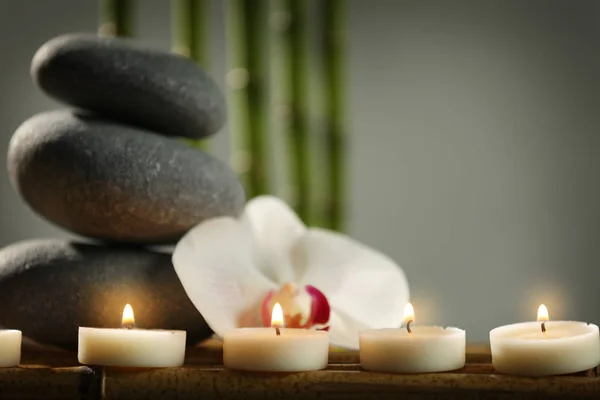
99, 0, 135, 37
227, 0, 270, 197
320, 0, 346, 232
172, 0, 210, 151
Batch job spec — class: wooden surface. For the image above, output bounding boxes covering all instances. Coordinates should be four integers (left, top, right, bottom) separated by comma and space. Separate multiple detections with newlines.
1, 340, 598, 399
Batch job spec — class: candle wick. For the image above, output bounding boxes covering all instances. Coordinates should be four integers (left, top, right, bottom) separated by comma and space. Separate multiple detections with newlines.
541, 321, 546, 334
275, 326, 281, 336
406, 320, 413, 334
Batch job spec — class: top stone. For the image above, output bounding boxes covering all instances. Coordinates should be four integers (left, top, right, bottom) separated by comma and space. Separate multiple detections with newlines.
31, 34, 226, 139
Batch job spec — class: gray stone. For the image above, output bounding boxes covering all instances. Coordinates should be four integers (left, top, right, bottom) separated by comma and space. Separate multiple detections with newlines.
8, 109, 245, 244
0, 239, 212, 350
31, 34, 225, 139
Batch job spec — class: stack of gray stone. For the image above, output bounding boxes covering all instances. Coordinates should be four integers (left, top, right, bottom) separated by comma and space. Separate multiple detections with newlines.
0, 34, 245, 350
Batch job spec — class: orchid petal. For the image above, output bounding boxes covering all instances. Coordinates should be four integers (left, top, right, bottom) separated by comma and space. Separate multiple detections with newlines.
172, 217, 277, 337
328, 309, 369, 349
294, 228, 409, 337
305, 285, 330, 327
260, 284, 331, 330
242, 195, 307, 284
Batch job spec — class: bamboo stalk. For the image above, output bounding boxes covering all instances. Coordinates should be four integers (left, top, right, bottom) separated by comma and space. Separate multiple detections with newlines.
274, 0, 311, 222
172, 0, 210, 151
172, 0, 209, 65
226, 0, 270, 197
320, 0, 346, 232
99, 0, 135, 37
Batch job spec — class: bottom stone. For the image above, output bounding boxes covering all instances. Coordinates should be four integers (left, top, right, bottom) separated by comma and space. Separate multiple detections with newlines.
0, 239, 212, 350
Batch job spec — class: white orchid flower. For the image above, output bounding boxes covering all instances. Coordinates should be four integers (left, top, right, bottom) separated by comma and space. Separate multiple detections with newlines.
172, 195, 409, 349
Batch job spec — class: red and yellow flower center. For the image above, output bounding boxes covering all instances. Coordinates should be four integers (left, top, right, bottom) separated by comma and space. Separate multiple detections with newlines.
260, 283, 330, 331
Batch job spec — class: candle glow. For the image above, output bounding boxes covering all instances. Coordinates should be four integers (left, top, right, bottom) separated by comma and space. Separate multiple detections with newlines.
537, 304, 549, 334
537, 304, 549, 322
271, 303, 284, 328
122, 304, 135, 329
403, 303, 415, 324
271, 302, 283, 336
403, 302, 414, 333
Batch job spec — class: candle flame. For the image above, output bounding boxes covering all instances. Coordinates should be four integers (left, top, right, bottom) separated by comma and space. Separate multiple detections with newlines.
122, 304, 135, 328
271, 302, 284, 328
537, 304, 549, 322
403, 302, 415, 325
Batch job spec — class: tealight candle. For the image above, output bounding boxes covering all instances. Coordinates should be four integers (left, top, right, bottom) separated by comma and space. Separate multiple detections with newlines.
0, 330, 22, 367
490, 304, 600, 376
78, 304, 186, 367
360, 303, 466, 373
223, 303, 329, 371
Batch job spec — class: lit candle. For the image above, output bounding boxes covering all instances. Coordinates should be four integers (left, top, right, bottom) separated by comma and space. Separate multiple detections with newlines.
223, 302, 329, 371
78, 304, 186, 367
490, 304, 600, 376
0, 330, 21, 367
359, 303, 466, 373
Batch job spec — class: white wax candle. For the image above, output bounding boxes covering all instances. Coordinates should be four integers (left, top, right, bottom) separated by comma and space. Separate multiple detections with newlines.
78, 327, 186, 367
0, 330, 22, 367
78, 304, 186, 368
360, 326, 466, 373
490, 321, 600, 376
360, 303, 466, 373
223, 328, 329, 372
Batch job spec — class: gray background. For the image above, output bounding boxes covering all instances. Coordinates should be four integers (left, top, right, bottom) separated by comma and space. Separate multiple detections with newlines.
0, 0, 598, 343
